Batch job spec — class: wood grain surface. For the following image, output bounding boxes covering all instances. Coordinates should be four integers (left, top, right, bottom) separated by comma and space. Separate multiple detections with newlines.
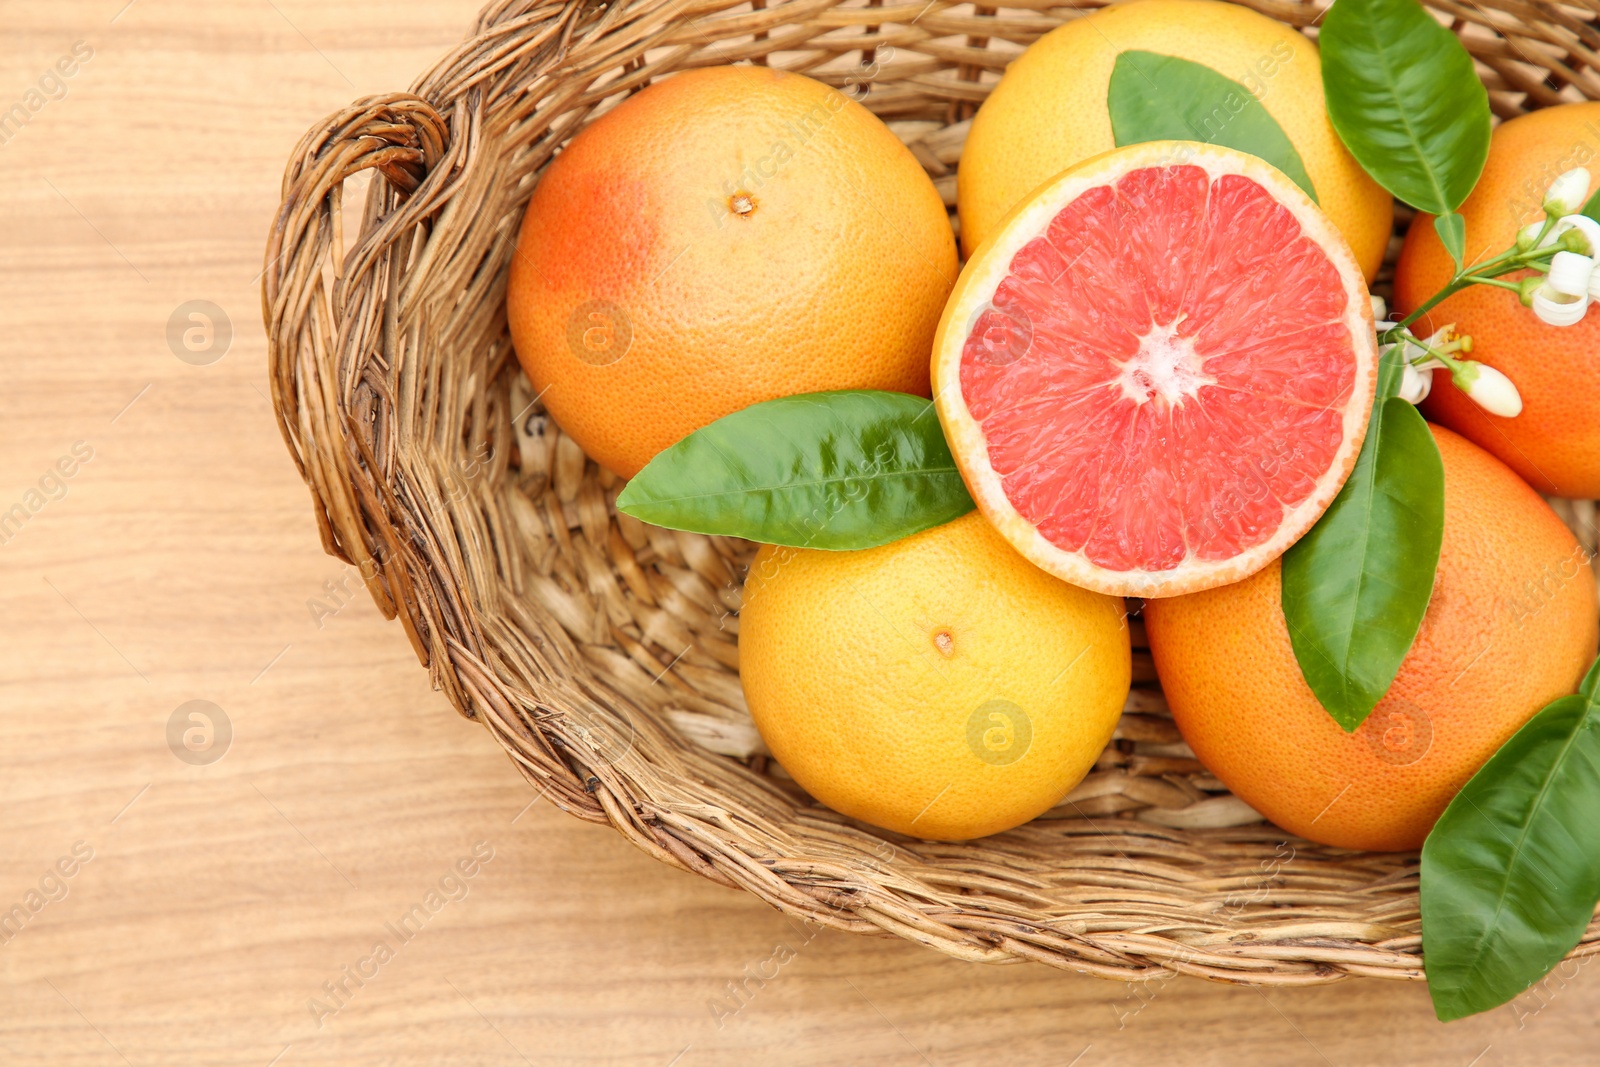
2, 2, 1598, 1063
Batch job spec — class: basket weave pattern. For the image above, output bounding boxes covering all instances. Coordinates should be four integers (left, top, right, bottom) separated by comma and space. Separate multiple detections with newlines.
265, 0, 1600, 984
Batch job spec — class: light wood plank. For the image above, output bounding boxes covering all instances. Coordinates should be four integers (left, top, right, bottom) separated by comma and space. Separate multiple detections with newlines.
2, 2, 1596, 1063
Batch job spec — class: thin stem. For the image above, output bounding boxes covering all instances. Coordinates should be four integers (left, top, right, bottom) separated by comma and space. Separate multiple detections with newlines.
1470, 245, 1525, 273
1408, 335, 1468, 372
1395, 280, 1470, 330
1465, 276, 1523, 292
1395, 244, 1558, 330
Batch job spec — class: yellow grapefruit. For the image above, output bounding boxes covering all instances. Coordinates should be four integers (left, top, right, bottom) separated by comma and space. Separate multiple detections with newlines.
738, 511, 1131, 841
958, 0, 1392, 280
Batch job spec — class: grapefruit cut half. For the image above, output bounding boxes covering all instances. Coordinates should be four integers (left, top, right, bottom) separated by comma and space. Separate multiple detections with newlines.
934, 142, 1377, 598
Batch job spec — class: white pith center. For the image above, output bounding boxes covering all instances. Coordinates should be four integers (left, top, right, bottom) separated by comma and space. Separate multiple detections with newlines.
1115, 321, 1215, 406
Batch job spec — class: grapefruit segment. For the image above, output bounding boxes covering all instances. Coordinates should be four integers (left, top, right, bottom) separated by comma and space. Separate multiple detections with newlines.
935, 142, 1377, 597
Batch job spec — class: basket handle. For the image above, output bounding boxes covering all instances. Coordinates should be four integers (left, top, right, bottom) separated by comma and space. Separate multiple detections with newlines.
262, 93, 455, 669
264, 92, 449, 328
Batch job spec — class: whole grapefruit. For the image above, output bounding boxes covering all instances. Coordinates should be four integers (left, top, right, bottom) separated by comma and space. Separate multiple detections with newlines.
739, 511, 1131, 841
1145, 426, 1597, 851
958, 0, 1392, 280
507, 65, 958, 478
1395, 102, 1600, 498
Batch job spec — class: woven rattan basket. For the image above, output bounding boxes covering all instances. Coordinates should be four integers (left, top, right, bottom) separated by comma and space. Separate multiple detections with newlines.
264, 0, 1600, 985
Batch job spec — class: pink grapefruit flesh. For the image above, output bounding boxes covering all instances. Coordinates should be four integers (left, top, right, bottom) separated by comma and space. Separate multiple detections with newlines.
934, 142, 1377, 597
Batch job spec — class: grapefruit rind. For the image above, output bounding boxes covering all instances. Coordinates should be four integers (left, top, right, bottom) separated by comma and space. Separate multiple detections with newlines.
934, 141, 1377, 598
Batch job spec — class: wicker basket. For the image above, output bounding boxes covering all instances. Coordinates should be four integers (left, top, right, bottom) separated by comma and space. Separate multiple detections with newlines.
264, 0, 1600, 985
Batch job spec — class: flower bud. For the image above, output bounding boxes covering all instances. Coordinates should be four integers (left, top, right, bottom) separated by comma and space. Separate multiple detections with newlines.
1398, 361, 1434, 405
1561, 228, 1595, 256
1549, 214, 1600, 257
1532, 284, 1589, 327
1451, 361, 1523, 417
1546, 251, 1595, 297
1519, 275, 1545, 306
1369, 294, 1387, 322
1544, 167, 1592, 218
1519, 221, 1549, 251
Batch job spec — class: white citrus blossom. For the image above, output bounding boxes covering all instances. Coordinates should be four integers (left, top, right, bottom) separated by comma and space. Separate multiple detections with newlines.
1369, 294, 1387, 322
1544, 167, 1592, 218
1381, 323, 1451, 407
1398, 360, 1434, 405
1545, 250, 1595, 297
1413, 324, 1457, 368
1532, 285, 1589, 327
1452, 361, 1523, 417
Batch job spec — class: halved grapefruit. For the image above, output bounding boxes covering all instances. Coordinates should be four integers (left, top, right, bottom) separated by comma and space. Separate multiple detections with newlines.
934, 142, 1377, 598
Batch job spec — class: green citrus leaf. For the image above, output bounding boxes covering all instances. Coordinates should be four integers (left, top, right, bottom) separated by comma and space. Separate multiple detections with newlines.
1580, 186, 1600, 223
1422, 658, 1600, 1021
1280, 351, 1444, 731
1375, 338, 1408, 400
1435, 211, 1466, 271
614, 390, 974, 550
1107, 50, 1317, 202
1320, 0, 1490, 213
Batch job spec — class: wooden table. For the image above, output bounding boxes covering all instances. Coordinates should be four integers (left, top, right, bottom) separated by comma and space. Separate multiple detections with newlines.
2, 2, 1596, 1063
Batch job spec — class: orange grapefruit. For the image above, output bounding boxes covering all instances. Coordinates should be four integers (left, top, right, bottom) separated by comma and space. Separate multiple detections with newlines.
934, 141, 1378, 598
507, 65, 958, 478
738, 511, 1131, 841
1395, 102, 1600, 498
958, 0, 1393, 280
1146, 426, 1598, 851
